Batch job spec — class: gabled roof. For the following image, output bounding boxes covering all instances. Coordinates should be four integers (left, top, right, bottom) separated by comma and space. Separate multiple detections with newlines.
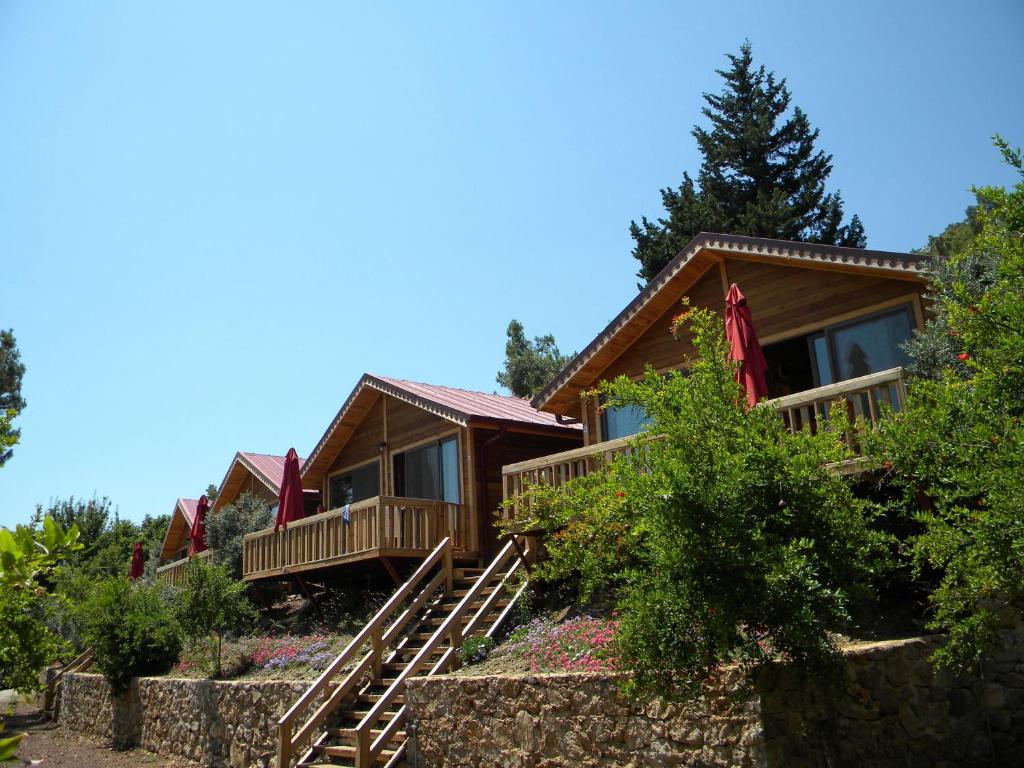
159, 498, 200, 560
212, 451, 305, 511
532, 232, 930, 413
301, 373, 581, 486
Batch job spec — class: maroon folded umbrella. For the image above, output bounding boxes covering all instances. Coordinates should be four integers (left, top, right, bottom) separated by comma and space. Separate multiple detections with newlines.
188, 495, 210, 555
130, 541, 144, 580
275, 448, 305, 532
725, 283, 768, 408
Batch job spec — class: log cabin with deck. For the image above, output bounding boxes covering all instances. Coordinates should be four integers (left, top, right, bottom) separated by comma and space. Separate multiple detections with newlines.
504, 233, 930, 506
211, 450, 320, 517
155, 497, 210, 586
241, 374, 582, 583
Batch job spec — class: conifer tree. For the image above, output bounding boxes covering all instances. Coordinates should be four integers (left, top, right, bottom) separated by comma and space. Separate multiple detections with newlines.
631, 42, 866, 283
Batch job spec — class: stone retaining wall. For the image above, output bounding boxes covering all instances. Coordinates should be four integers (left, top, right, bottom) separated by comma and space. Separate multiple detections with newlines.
59, 674, 318, 767
405, 627, 1024, 767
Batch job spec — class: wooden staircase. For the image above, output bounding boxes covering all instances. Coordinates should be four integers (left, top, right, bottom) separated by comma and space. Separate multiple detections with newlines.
44, 645, 94, 720
277, 535, 533, 768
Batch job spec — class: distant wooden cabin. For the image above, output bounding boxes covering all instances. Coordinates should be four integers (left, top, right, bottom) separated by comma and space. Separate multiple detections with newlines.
155, 498, 209, 584
504, 233, 930, 502
212, 451, 320, 517
242, 374, 582, 583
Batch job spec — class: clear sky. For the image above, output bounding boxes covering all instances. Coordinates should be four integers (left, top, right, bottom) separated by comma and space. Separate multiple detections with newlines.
2, 1, 1022, 529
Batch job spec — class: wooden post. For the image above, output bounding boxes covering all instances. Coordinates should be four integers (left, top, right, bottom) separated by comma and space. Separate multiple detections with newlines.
450, 621, 463, 670
443, 539, 453, 594
371, 623, 383, 682
277, 720, 291, 768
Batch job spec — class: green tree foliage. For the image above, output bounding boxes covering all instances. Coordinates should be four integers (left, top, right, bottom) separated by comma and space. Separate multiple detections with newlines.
173, 558, 256, 677
0, 330, 26, 467
496, 319, 571, 398
905, 202, 989, 378
33, 496, 168, 579
80, 577, 181, 696
205, 483, 219, 502
508, 307, 889, 699
630, 42, 866, 284
869, 136, 1024, 671
0, 518, 81, 696
206, 491, 274, 579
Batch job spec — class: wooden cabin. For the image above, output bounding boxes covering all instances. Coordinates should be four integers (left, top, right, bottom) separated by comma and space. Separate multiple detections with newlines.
241, 374, 582, 583
155, 498, 210, 585
212, 451, 320, 517
504, 233, 930, 502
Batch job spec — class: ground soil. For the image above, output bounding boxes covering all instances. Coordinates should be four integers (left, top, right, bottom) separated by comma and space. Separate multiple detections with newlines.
5, 700, 198, 768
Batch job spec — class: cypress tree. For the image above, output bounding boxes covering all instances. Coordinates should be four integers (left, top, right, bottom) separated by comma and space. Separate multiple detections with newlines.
631, 42, 866, 284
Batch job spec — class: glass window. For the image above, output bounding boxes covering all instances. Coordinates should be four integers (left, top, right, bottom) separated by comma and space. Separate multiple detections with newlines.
601, 404, 651, 441
393, 436, 460, 503
829, 308, 913, 381
328, 462, 380, 509
811, 334, 834, 386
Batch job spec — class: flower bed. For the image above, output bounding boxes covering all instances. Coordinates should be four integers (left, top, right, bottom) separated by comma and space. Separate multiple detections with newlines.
169, 631, 351, 680
505, 615, 620, 673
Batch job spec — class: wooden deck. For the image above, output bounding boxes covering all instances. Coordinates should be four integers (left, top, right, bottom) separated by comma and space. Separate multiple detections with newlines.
241, 495, 467, 581
155, 548, 212, 587
502, 367, 907, 512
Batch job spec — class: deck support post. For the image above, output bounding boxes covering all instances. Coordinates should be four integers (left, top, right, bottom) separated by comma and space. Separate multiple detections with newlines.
381, 556, 401, 587
443, 540, 454, 595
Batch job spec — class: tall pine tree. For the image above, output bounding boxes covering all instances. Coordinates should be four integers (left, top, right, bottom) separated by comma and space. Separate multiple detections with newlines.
631, 42, 866, 284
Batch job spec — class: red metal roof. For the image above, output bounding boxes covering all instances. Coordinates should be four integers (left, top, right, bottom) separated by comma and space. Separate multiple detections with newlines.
178, 498, 200, 527
374, 376, 577, 429
237, 452, 306, 493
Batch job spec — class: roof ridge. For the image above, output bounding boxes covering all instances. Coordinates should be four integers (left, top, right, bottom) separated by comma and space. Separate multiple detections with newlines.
373, 374, 528, 402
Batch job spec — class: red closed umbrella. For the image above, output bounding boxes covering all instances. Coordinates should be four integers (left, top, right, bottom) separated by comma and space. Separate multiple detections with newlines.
130, 541, 144, 580
188, 495, 210, 555
275, 448, 305, 532
725, 283, 768, 408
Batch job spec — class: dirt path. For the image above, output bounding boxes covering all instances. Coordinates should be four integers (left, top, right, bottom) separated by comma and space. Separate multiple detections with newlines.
5, 701, 198, 767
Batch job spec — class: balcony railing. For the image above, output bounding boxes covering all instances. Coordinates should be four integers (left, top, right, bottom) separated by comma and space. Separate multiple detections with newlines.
241, 496, 466, 581
156, 548, 213, 587
502, 367, 907, 511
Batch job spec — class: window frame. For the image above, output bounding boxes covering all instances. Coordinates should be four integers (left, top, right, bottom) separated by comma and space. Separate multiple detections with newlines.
325, 458, 382, 511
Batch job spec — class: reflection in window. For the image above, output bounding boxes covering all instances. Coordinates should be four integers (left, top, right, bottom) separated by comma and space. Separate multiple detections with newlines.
830, 309, 913, 381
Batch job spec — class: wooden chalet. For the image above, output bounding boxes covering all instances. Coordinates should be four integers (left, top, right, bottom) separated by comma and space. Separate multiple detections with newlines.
504, 233, 930, 505
241, 374, 582, 583
155, 498, 210, 585
156, 452, 319, 585
211, 451, 320, 515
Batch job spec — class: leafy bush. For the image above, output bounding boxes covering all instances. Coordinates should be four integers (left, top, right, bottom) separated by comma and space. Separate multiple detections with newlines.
459, 635, 495, 666
81, 577, 181, 695
206, 492, 274, 579
0, 517, 81, 694
173, 558, 257, 677
868, 137, 1024, 671
507, 307, 891, 699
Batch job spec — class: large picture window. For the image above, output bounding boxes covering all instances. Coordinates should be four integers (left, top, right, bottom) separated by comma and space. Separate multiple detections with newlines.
393, 436, 460, 503
810, 305, 914, 386
328, 461, 380, 509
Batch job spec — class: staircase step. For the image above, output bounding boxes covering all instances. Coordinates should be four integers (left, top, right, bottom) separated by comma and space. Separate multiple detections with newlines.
327, 727, 406, 742
356, 692, 404, 705
310, 744, 398, 762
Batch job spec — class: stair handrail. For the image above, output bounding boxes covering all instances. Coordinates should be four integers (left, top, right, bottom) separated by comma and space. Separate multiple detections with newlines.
353, 535, 528, 767
44, 645, 94, 718
277, 536, 453, 768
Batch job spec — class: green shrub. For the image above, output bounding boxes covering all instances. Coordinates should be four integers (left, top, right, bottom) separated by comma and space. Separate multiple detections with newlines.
867, 137, 1024, 671
506, 306, 892, 699
459, 635, 494, 666
206, 492, 274, 579
173, 558, 256, 677
81, 577, 181, 695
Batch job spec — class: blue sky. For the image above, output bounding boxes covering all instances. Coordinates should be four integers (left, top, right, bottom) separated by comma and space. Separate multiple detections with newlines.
2, 1, 1022, 529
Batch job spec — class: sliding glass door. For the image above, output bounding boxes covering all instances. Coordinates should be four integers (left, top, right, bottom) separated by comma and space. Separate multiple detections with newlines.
393, 436, 460, 503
